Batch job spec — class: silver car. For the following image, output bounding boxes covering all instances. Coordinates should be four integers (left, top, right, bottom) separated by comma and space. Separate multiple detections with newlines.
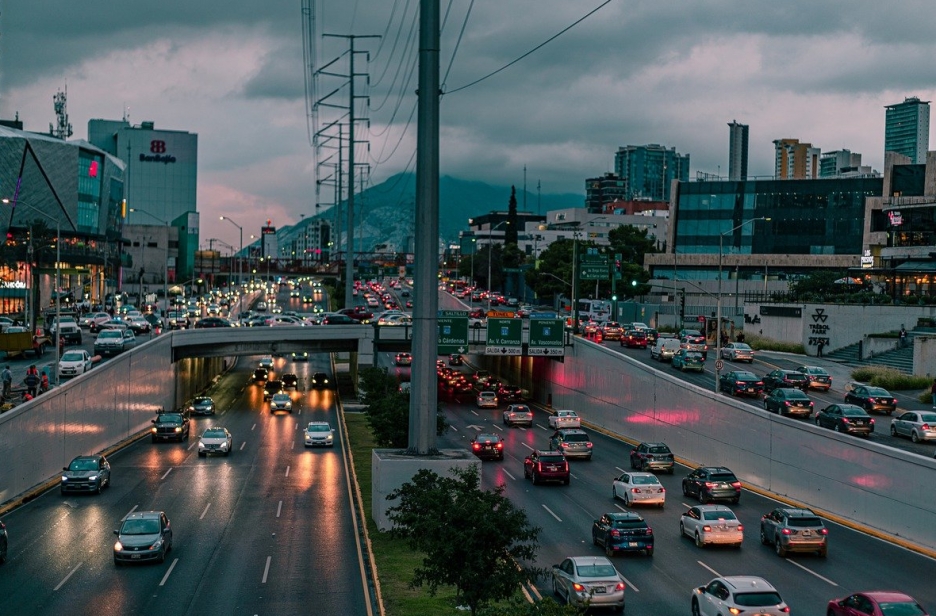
890, 410, 936, 442
548, 410, 581, 429
270, 393, 293, 413
304, 421, 335, 447
551, 556, 625, 612
187, 396, 215, 416
720, 342, 754, 362
476, 391, 498, 409
197, 427, 233, 457
113, 511, 173, 565
611, 472, 665, 507
503, 404, 533, 427
680, 505, 743, 548
691, 576, 789, 616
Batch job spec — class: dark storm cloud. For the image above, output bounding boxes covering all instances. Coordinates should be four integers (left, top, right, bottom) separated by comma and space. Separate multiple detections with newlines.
241, 41, 306, 100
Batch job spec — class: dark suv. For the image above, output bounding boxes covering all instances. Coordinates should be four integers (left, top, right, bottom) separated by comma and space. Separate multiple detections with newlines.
762, 369, 810, 393
682, 466, 741, 504
281, 373, 299, 389
264, 379, 284, 400
151, 411, 190, 442
592, 511, 654, 557
630, 442, 675, 473
759, 508, 828, 557
523, 450, 570, 485
549, 429, 593, 460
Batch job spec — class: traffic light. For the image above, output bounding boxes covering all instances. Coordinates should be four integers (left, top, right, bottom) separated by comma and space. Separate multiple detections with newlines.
680, 293, 686, 319
611, 294, 617, 301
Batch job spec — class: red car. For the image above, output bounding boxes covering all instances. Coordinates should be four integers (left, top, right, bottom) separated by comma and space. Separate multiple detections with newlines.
621, 329, 648, 348
827, 591, 928, 616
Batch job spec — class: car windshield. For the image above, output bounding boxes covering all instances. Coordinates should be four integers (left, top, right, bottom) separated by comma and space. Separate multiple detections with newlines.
99, 331, 120, 339
194, 397, 211, 404
563, 433, 590, 442
878, 602, 927, 616
272, 394, 289, 402
158, 415, 183, 425
735, 372, 757, 379
649, 446, 670, 454
709, 473, 737, 482
784, 390, 808, 399
733, 343, 752, 350
61, 352, 84, 361
476, 435, 499, 443
843, 408, 868, 417
511, 406, 531, 413
866, 387, 891, 396
68, 459, 97, 471
479, 392, 495, 398
576, 564, 617, 578
559, 411, 577, 417
805, 367, 828, 375
787, 516, 823, 527
918, 413, 936, 422
734, 592, 783, 607
684, 352, 703, 358
121, 519, 161, 535
631, 475, 659, 485
702, 510, 738, 521
307, 424, 330, 432
612, 520, 647, 529
203, 429, 226, 438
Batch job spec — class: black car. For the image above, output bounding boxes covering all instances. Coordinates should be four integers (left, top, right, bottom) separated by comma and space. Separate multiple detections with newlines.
187, 396, 216, 416
762, 369, 810, 393
151, 411, 190, 442
253, 367, 269, 382
763, 387, 814, 418
844, 385, 898, 415
264, 379, 284, 400
591, 511, 654, 557
282, 373, 299, 389
682, 466, 741, 504
630, 442, 675, 473
795, 365, 833, 391
311, 372, 331, 389
194, 317, 233, 328
815, 404, 875, 437
448, 354, 463, 366
497, 384, 523, 402
470, 433, 504, 460
322, 314, 356, 325
61, 455, 111, 494
718, 370, 764, 397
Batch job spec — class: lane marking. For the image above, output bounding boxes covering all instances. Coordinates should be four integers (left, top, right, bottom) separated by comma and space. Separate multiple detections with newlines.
570, 473, 577, 479
680, 502, 694, 509
240, 441, 246, 451
450, 425, 458, 431
542, 505, 562, 522
614, 503, 627, 512
291, 440, 295, 450
502, 469, 516, 481
615, 466, 627, 473
54, 563, 82, 591
471, 410, 479, 416
123, 505, 138, 520
199, 503, 211, 520
261, 556, 272, 584
785, 558, 838, 586
621, 575, 639, 592
537, 424, 548, 431
492, 424, 503, 431
159, 558, 179, 587
521, 442, 534, 451
160, 468, 172, 480
187, 441, 198, 451
697, 560, 720, 577
276, 500, 283, 518
285, 465, 290, 478
251, 423, 257, 431
295, 422, 300, 429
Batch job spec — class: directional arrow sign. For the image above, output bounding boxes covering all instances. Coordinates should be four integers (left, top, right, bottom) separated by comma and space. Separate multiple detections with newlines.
438, 310, 469, 355
485, 318, 522, 356
579, 263, 609, 281
528, 318, 565, 357
465, 424, 484, 431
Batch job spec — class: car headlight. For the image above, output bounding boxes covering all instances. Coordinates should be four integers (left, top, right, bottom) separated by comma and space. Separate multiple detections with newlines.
198, 442, 205, 450
149, 537, 164, 550
151, 427, 157, 433
61, 475, 69, 482
114, 541, 123, 551
174, 427, 182, 433
88, 475, 98, 481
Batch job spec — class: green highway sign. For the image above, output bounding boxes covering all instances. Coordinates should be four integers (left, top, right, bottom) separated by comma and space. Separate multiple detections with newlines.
528, 317, 565, 356
579, 263, 609, 280
485, 318, 523, 356
438, 310, 469, 354
579, 254, 608, 264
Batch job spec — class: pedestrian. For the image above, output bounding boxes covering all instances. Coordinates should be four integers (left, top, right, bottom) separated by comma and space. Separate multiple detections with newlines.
899, 325, 908, 348
40, 372, 49, 394
1, 365, 11, 399
24, 370, 39, 398
931, 379, 936, 409
736, 331, 745, 343
817, 339, 825, 357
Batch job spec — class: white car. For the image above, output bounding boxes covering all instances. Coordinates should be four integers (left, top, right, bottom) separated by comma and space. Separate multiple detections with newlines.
270, 393, 292, 412
691, 576, 789, 616
476, 391, 498, 409
59, 349, 94, 378
503, 404, 533, 427
611, 472, 666, 508
268, 315, 305, 327
80, 312, 111, 330
548, 410, 581, 429
198, 427, 233, 457
680, 505, 743, 548
304, 421, 335, 447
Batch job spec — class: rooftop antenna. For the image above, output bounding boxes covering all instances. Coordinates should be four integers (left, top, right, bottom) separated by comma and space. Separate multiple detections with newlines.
49, 85, 73, 140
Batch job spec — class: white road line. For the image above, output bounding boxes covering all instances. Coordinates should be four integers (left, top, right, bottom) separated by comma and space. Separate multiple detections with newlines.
680, 502, 694, 509
521, 442, 534, 450
159, 558, 179, 587
261, 556, 272, 584
570, 473, 577, 479
285, 465, 290, 478
697, 560, 721, 577
276, 500, 283, 518
54, 563, 82, 591
615, 466, 627, 473
614, 503, 628, 512
297, 408, 301, 416
785, 558, 838, 586
291, 440, 295, 449
187, 441, 198, 451
471, 410, 479, 416
240, 441, 246, 451
492, 424, 503, 431
295, 422, 299, 429
251, 423, 257, 431
123, 505, 138, 520
502, 469, 516, 481
160, 468, 172, 480
199, 503, 211, 520
542, 505, 562, 522
537, 424, 548, 431
450, 425, 458, 431
527, 583, 542, 600
620, 575, 640, 592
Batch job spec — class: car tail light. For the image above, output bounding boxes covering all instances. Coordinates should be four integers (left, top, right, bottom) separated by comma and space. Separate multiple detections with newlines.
756, 381, 763, 386
631, 488, 641, 493
819, 528, 828, 535
704, 481, 716, 488
611, 529, 621, 538
868, 397, 877, 403
731, 481, 742, 489
472, 443, 480, 451
572, 583, 585, 592
537, 462, 544, 472
737, 524, 743, 531
784, 401, 791, 406
615, 583, 625, 591
702, 525, 712, 532
779, 608, 790, 613
735, 381, 744, 386
869, 418, 875, 424
496, 442, 503, 449
562, 462, 569, 472
646, 527, 653, 535
923, 424, 931, 430
842, 418, 850, 423
781, 528, 792, 535
586, 442, 593, 448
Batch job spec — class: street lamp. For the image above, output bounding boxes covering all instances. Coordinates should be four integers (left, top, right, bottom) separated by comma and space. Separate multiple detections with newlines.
715, 216, 770, 392
129, 208, 169, 313
486, 220, 510, 311
219, 216, 243, 287
2, 197, 71, 388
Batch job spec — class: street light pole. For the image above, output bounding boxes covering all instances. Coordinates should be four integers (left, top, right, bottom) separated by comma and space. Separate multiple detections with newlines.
219, 215, 244, 286
715, 216, 769, 393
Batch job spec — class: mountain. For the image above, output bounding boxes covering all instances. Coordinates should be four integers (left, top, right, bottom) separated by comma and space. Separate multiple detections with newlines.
269, 173, 584, 256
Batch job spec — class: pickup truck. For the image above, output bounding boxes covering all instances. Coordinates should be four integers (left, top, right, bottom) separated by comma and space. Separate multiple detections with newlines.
0, 329, 51, 359
48, 315, 82, 344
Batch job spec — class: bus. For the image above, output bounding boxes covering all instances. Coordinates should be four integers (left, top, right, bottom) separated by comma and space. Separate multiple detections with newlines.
577, 299, 612, 322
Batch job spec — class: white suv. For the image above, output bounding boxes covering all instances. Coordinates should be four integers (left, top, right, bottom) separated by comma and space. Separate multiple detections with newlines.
691, 576, 789, 616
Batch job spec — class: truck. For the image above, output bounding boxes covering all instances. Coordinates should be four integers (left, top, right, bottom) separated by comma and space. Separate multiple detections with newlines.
48, 315, 82, 345
0, 329, 52, 359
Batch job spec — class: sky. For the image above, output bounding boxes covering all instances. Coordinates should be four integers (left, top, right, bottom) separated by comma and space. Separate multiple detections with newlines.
3, 1, 936, 250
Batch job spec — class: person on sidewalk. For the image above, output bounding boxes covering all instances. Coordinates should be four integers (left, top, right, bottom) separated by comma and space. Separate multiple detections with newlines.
931, 379, 936, 410
817, 340, 825, 357
1, 365, 11, 399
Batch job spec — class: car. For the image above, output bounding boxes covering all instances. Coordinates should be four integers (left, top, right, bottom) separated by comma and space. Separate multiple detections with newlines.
643, 328, 660, 345
198, 426, 233, 456
827, 591, 929, 616
692, 576, 789, 616
548, 409, 581, 429
476, 390, 498, 408
621, 329, 648, 348
629, 442, 675, 473
151, 410, 190, 442
763, 387, 814, 417
113, 511, 172, 565
523, 450, 570, 485
377, 314, 412, 327
61, 454, 111, 494
304, 421, 335, 447
472, 369, 491, 384
258, 357, 275, 369
649, 337, 681, 361
194, 316, 233, 328
671, 349, 704, 372
310, 372, 331, 389
291, 351, 309, 361
264, 379, 284, 400
680, 504, 743, 548
59, 349, 94, 378
762, 369, 810, 393
720, 342, 754, 362
600, 321, 624, 341
679, 331, 708, 359
395, 352, 412, 367
890, 410, 936, 442
81, 312, 112, 331
0, 519, 6, 563
815, 403, 875, 436
759, 507, 828, 557
94, 328, 136, 355
290, 289, 300, 298
795, 365, 833, 391
682, 466, 741, 504
281, 373, 299, 389
611, 471, 665, 507
591, 511, 654, 557
496, 384, 523, 402
253, 367, 269, 382
97, 317, 129, 332
470, 433, 505, 460
270, 392, 292, 412
126, 315, 151, 334
448, 353, 463, 366
503, 404, 533, 427
719, 370, 764, 397
844, 384, 899, 415
549, 428, 593, 460
551, 556, 625, 613
187, 396, 215, 416
322, 313, 358, 325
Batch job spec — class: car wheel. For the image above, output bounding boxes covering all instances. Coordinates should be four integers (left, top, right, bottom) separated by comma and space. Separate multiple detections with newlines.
912, 431, 921, 443
562, 477, 570, 486
701, 491, 712, 504
835, 423, 843, 433
592, 531, 600, 547
695, 532, 704, 547
682, 482, 689, 496
890, 425, 898, 437
760, 528, 769, 545
775, 538, 786, 557
198, 452, 205, 457
158, 546, 167, 563
815, 416, 822, 427
532, 472, 539, 486
679, 521, 686, 538
612, 487, 618, 501
691, 598, 701, 616
605, 543, 614, 558
623, 493, 631, 507
645, 547, 653, 557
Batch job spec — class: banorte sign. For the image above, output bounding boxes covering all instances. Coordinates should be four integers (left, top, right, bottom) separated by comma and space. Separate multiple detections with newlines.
139, 140, 177, 164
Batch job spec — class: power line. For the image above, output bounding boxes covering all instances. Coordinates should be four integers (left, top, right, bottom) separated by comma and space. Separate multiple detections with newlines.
442, 0, 475, 88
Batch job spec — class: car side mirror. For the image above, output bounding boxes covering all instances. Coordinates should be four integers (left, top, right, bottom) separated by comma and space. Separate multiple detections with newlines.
113, 529, 119, 536
151, 419, 156, 424
697, 586, 705, 593
63, 467, 68, 471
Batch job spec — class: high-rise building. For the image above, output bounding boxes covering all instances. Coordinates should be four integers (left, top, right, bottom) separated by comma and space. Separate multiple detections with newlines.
585, 173, 628, 212
885, 97, 930, 164
613, 144, 689, 201
773, 138, 820, 179
819, 149, 865, 178
727, 121, 748, 181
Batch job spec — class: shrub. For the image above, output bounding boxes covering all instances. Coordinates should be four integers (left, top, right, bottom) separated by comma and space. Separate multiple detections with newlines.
849, 366, 932, 391
745, 333, 805, 354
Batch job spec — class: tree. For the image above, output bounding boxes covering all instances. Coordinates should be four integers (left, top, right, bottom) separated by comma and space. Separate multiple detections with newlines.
788, 269, 850, 297
523, 238, 575, 303
506, 186, 519, 246
387, 466, 543, 616
359, 367, 446, 447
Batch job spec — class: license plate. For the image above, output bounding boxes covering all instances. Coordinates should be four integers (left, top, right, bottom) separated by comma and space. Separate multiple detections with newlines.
747, 388, 754, 392
594, 587, 606, 594
629, 542, 638, 547
131, 554, 141, 559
